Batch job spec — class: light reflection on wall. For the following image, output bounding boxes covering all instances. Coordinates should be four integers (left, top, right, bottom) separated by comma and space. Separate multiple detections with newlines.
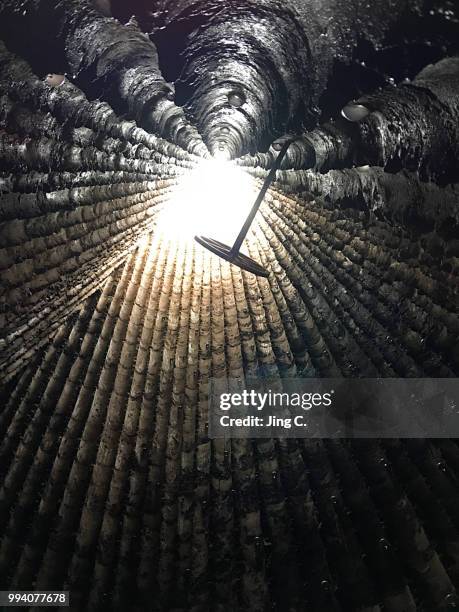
155, 160, 258, 252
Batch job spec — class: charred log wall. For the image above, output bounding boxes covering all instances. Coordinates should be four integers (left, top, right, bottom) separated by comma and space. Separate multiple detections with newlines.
0, 1, 458, 611
0, 228, 458, 610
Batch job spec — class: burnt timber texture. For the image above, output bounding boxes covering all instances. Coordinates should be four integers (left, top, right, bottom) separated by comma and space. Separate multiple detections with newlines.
0, 0, 459, 610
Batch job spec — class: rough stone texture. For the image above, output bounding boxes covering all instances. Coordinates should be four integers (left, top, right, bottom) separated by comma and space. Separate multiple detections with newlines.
0, 1, 458, 611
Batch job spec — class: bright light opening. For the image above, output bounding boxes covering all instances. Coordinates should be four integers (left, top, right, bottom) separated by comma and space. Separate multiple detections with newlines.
156, 160, 258, 248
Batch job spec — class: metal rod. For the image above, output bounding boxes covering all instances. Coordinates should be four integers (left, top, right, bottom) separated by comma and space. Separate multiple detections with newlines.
229, 138, 295, 258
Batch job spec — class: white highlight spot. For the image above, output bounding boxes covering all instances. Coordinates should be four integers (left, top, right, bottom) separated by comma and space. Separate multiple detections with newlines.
157, 160, 257, 247
45, 74, 65, 87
